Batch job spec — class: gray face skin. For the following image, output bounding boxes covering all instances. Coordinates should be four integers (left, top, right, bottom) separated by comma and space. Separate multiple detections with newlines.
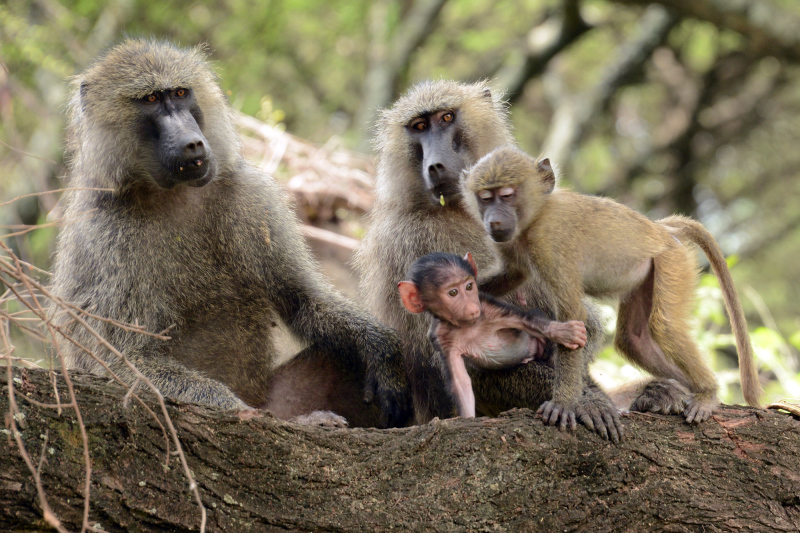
134, 87, 215, 189
407, 109, 471, 205
476, 185, 519, 243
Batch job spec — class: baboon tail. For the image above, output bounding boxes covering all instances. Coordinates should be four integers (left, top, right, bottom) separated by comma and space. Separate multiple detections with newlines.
658, 215, 763, 408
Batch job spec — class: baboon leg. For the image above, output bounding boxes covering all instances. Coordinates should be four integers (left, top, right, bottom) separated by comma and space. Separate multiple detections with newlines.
615, 259, 689, 385
650, 246, 718, 422
615, 250, 718, 422
263, 346, 383, 428
614, 258, 693, 416
470, 361, 554, 417
402, 341, 457, 423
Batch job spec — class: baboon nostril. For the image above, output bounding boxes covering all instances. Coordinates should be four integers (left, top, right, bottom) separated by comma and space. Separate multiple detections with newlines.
183, 137, 206, 159
428, 163, 445, 181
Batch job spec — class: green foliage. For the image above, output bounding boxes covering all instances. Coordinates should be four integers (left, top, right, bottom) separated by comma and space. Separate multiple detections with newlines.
2, 0, 799, 401
596, 270, 800, 405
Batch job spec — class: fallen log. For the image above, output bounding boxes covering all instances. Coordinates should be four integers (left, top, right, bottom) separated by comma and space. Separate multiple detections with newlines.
2, 366, 799, 532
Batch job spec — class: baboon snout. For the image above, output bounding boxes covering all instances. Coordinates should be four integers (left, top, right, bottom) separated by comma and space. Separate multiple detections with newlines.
183, 136, 207, 162
427, 162, 446, 182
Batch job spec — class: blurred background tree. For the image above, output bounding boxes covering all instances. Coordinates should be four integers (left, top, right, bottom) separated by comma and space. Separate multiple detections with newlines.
2, 0, 799, 404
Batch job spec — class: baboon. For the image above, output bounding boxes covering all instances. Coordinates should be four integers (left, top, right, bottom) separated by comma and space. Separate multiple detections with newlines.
398, 252, 586, 418
354, 80, 623, 440
465, 146, 762, 423
50, 39, 411, 428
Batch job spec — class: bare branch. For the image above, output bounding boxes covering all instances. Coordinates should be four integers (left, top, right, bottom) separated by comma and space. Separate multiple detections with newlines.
497, 0, 592, 103
614, 0, 800, 62
542, 5, 678, 167
356, 0, 450, 147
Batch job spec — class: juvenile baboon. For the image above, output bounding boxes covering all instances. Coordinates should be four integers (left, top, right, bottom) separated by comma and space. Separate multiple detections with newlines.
50, 39, 411, 428
398, 252, 587, 418
354, 80, 623, 440
465, 146, 762, 423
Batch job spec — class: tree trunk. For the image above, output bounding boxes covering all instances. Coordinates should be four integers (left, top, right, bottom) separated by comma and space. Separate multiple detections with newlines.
2, 366, 799, 532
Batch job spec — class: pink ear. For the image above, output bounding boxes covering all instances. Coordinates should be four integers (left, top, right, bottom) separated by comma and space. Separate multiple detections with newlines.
398, 281, 425, 313
463, 252, 478, 277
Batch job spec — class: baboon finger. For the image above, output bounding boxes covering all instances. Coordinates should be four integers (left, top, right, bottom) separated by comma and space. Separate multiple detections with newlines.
581, 411, 596, 432
684, 403, 701, 424
603, 412, 621, 443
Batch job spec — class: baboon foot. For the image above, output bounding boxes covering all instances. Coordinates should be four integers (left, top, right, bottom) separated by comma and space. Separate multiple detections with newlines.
630, 378, 691, 415
683, 394, 718, 424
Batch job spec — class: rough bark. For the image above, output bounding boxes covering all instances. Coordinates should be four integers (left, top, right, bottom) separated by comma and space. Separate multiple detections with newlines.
2, 366, 800, 532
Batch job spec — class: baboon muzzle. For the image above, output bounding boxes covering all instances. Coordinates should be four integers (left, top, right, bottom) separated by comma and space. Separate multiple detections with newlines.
155, 111, 213, 186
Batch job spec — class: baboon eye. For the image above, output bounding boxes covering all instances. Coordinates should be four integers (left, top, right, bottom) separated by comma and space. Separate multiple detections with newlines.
175, 88, 187, 98
145, 93, 158, 103
466, 282, 474, 291
442, 112, 454, 123
478, 191, 493, 203
409, 119, 427, 131
448, 289, 458, 297
498, 186, 516, 199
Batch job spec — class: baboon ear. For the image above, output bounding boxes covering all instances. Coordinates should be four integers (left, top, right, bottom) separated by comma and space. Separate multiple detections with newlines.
398, 281, 425, 313
463, 252, 478, 277
482, 88, 492, 99
536, 158, 556, 194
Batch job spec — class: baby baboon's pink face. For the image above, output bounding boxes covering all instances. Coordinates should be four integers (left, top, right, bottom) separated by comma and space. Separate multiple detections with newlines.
430, 270, 481, 327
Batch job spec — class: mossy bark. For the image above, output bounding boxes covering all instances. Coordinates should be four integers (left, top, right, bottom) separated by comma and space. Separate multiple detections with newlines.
2, 366, 799, 532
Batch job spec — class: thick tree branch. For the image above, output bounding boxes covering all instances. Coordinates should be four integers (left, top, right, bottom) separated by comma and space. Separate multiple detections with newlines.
615, 0, 800, 62
542, 5, 678, 168
496, 0, 592, 103
3, 366, 800, 531
356, 0, 449, 149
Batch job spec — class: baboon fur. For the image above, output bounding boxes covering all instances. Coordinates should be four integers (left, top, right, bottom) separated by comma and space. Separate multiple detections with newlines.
50, 39, 410, 427
355, 81, 621, 439
465, 146, 762, 423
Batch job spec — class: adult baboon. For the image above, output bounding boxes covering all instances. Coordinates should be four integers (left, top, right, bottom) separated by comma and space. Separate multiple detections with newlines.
50, 39, 410, 428
354, 80, 623, 440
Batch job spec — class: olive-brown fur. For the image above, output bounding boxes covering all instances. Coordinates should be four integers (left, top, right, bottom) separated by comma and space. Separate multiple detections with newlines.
50, 39, 410, 427
466, 145, 762, 424
354, 81, 622, 440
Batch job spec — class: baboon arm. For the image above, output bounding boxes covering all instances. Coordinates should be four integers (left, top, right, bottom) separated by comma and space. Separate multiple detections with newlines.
268, 241, 412, 427
538, 273, 588, 414
446, 351, 475, 418
478, 267, 527, 297
111, 353, 248, 410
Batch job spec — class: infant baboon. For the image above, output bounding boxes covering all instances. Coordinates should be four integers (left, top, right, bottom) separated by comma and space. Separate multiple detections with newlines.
354, 81, 623, 440
398, 252, 586, 418
50, 39, 410, 427
465, 146, 762, 423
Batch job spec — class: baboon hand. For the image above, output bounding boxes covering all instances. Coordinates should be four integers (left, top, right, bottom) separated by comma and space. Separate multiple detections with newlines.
537, 400, 578, 432
547, 320, 587, 350
362, 332, 413, 428
575, 392, 624, 443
